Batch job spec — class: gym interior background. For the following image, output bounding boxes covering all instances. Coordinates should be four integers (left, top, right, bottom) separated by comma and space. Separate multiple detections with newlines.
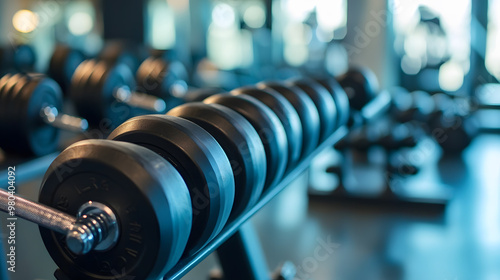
0, 0, 499, 279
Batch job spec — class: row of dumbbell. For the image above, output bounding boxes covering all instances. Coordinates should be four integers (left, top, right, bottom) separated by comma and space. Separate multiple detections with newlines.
0, 50, 379, 158
5, 69, 380, 280
0, 45, 212, 156
2, 42, 191, 117
390, 87, 478, 153
336, 85, 478, 155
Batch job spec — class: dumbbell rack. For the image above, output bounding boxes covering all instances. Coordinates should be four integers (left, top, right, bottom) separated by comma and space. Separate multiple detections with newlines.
0, 126, 347, 280
44, 128, 346, 280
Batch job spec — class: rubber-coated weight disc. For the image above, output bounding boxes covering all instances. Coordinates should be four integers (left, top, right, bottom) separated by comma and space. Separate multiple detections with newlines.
168, 102, 266, 220
49, 45, 85, 92
0, 74, 26, 149
258, 81, 320, 158
314, 77, 350, 129
0, 74, 62, 156
73, 59, 136, 128
71, 60, 100, 126
288, 78, 337, 143
204, 94, 288, 191
109, 115, 234, 255
39, 140, 192, 280
231, 86, 302, 171
0, 73, 20, 122
337, 67, 379, 111
136, 57, 189, 109
20, 75, 63, 156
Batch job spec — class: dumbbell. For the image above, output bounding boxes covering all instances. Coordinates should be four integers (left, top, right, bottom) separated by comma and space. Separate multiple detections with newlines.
1, 139, 193, 279
48, 44, 86, 93
427, 93, 479, 153
337, 67, 379, 111
391, 89, 478, 153
135, 55, 190, 107
0, 44, 37, 73
135, 55, 227, 108
0, 73, 88, 156
378, 123, 423, 175
70, 59, 167, 128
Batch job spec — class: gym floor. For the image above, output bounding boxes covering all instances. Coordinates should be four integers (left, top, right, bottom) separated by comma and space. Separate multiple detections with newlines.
1, 133, 500, 280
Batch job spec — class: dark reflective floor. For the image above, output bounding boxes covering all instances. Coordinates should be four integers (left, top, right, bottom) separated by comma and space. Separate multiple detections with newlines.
1, 134, 500, 280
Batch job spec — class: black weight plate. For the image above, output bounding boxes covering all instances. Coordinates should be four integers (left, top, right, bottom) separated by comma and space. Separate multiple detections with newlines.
77, 60, 135, 129
0, 73, 14, 121
288, 78, 337, 143
0, 74, 12, 94
23, 76, 64, 156
48, 45, 71, 89
39, 139, 192, 279
77, 60, 109, 127
3, 74, 39, 153
137, 57, 188, 109
136, 57, 157, 93
49, 45, 85, 92
0, 74, 26, 153
0, 73, 24, 112
71, 60, 100, 125
168, 102, 266, 219
143, 57, 167, 97
231, 86, 302, 171
0, 73, 29, 137
314, 77, 350, 129
258, 81, 320, 158
102, 63, 137, 128
1, 74, 62, 156
109, 115, 234, 255
337, 67, 379, 111
204, 94, 288, 191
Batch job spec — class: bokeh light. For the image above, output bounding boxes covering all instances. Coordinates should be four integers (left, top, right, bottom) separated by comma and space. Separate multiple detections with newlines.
212, 3, 236, 28
12, 10, 39, 33
68, 12, 93, 36
439, 60, 465, 91
243, 5, 266, 29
